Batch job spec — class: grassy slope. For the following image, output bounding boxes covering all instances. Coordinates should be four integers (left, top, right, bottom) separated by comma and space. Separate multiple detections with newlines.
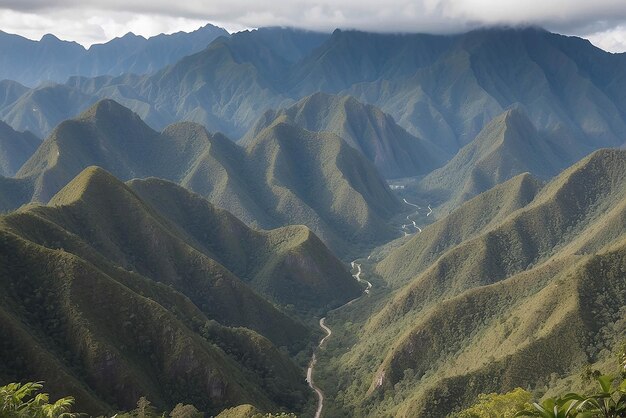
0, 230, 308, 416
377, 172, 543, 287
0, 166, 370, 414
317, 149, 626, 417
128, 177, 362, 316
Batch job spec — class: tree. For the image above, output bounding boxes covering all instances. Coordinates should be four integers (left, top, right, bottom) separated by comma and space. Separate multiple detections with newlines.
455, 387, 532, 418
0, 381, 79, 418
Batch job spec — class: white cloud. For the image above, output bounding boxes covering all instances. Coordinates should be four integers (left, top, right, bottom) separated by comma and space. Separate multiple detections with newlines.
0, 0, 625, 51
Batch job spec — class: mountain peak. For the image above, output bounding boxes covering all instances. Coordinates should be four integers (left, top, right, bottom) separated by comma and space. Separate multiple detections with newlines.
78, 99, 142, 125
48, 166, 130, 207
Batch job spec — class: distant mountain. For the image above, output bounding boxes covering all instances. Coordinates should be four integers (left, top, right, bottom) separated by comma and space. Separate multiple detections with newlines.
0, 24, 228, 87
0, 121, 39, 176
10, 100, 400, 256
4, 26, 626, 154
242, 92, 446, 178
320, 149, 626, 417
0, 165, 363, 415
417, 107, 563, 213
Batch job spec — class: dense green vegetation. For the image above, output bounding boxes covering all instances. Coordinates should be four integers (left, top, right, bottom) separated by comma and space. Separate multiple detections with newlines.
0, 166, 368, 415
314, 149, 626, 417
1, 25, 626, 418
416, 108, 563, 214
4, 100, 401, 256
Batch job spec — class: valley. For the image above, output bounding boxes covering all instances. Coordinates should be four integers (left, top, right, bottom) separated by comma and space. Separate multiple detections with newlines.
0, 22, 626, 418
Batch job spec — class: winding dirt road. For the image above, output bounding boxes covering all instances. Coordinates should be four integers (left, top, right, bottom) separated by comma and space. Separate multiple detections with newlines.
306, 262, 370, 418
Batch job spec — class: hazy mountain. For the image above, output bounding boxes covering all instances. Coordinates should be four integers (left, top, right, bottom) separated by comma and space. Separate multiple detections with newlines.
0, 165, 365, 415
11, 100, 400, 256
0, 24, 228, 87
0, 83, 98, 138
0, 121, 39, 176
416, 107, 563, 213
4, 26, 626, 154
317, 149, 626, 417
242, 92, 446, 178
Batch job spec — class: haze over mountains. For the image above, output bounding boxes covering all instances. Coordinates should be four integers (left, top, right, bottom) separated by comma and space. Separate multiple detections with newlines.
0, 24, 228, 87
0, 99, 400, 256
0, 22, 626, 418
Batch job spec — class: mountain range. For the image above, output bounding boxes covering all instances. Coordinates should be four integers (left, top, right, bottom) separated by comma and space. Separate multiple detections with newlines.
0, 24, 228, 87
1, 26, 625, 161
0, 165, 362, 415
1, 24, 626, 418
0, 99, 401, 256
316, 149, 626, 417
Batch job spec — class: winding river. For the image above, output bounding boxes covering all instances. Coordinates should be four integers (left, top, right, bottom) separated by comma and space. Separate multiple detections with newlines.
306, 262, 370, 418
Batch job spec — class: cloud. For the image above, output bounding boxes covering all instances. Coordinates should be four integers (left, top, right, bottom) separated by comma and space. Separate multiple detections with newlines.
0, 0, 625, 50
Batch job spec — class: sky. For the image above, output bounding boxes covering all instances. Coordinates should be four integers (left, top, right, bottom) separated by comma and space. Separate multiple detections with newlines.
1, 0, 626, 52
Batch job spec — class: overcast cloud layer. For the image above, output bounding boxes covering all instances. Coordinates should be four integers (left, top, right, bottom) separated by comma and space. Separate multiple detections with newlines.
1, 0, 626, 52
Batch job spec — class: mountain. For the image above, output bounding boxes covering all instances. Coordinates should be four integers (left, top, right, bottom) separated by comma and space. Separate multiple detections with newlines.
376, 171, 544, 287
0, 25, 228, 87
4, 26, 626, 154
0, 121, 39, 176
416, 107, 563, 213
12, 100, 400, 256
127, 177, 362, 315
0, 83, 98, 138
0, 165, 364, 415
315, 149, 626, 417
242, 92, 446, 178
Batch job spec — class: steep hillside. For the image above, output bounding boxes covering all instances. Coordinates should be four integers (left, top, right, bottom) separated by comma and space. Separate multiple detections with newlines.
418, 107, 563, 213
128, 177, 362, 315
242, 92, 446, 178
14, 100, 401, 256
0, 165, 364, 415
377, 172, 543, 287
242, 122, 401, 255
0, 121, 39, 176
4, 27, 626, 153
316, 149, 626, 417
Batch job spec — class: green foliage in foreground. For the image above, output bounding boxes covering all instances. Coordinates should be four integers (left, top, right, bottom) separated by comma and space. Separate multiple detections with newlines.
0, 381, 78, 418
514, 374, 626, 418
455, 374, 626, 418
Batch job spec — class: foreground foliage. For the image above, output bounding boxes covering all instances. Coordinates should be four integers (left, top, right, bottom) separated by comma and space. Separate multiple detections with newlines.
515, 374, 626, 418
0, 381, 78, 418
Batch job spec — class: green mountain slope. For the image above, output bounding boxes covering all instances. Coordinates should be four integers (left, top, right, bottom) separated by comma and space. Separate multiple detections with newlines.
242, 92, 446, 178
417, 107, 564, 213
316, 149, 626, 417
0, 166, 364, 415
377, 171, 543, 287
14, 100, 400, 256
4, 27, 626, 158
127, 177, 362, 315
